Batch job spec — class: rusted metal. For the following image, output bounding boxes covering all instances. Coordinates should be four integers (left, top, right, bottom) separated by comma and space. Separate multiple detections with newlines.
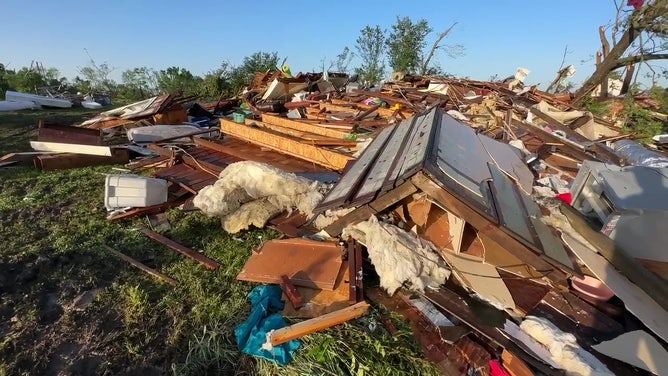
34, 148, 129, 170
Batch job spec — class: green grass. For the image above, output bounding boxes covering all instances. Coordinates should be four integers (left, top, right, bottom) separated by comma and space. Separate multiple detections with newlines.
0, 108, 436, 375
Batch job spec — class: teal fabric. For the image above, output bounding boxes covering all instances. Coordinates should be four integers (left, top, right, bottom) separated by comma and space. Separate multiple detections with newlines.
235, 285, 301, 365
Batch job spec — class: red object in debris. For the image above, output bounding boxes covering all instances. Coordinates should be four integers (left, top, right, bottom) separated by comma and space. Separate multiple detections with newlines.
628, 0, 644, 9
556, 192, 572, 205
489, 360, 511, 376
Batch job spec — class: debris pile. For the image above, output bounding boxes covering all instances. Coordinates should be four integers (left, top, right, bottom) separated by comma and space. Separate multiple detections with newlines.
3, 70, 668, 376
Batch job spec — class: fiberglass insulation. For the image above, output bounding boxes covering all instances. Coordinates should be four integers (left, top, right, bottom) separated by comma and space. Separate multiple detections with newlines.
343, 216, 451, 295
520, 316, 613, 376
194, 161, 323, 233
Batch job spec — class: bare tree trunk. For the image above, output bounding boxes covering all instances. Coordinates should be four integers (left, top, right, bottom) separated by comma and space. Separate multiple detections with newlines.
573, 0, 668, 105
598, 26, 611, 97
573, 26, 637, 105
420, 22, 457, 75
621, 64, 635, 94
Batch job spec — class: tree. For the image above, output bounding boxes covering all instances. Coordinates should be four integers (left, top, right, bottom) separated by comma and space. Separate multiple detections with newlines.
355, 25, 386, 84
6, 67, 46, 93
574, 0, 668, 104
79, 61, 115, 93
386, 17, 432, 73
120, 67, 157, 100
420, 22, 463, 75
228, 51, 280, 94
334, 47, 354, 73
155, 66, 202, 96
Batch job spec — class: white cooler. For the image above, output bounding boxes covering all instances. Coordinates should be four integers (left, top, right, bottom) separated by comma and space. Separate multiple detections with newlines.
105, 175, 168, 209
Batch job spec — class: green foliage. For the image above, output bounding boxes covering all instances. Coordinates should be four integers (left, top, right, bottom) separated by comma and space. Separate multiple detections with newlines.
355, 25, 386, 84
650, 85, 668, 113
623, 95, 666, 142
386, 17, 432, 73
156, 66, 203, 97
229, 51, 280, 95
583, 98, 611, 117
119, 66, 157, 100
255, 313, 440, 376
78, 61, 116, 93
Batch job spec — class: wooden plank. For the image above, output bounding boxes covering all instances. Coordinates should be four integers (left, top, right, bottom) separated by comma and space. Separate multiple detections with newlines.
220, 119, 352, 171
30, 141, 113, 156
244, 119, 358, 146
562, 233, 668, 342
106, 198, 188, 221
138, 227, 219, 270
560, 204, 668, 310
502, 349, 536, 376
330, 98, 407, 118
261, 114, 351, 138
269, 301, 370, 346
316, 125, 394, 211
412, 172, 568, 284
103, 245, 175, 285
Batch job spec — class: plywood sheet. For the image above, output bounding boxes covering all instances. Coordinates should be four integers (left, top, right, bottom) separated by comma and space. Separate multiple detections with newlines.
439, 251, 516, 310
237, 239, 343, 290
592, 330, 668, 375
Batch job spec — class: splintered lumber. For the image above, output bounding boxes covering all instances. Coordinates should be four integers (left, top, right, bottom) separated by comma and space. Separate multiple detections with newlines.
30, 141, 113, 156
243, 119, 358, 146
260, 114, 352, 139
103, 245, 175, 285
220, 118, 352, 170
138, 227, 220, 270
269, 301, 370, 346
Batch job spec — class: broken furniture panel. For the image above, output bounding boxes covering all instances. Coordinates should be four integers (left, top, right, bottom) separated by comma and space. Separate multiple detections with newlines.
37, 120, 102, 145
237, 239, 344, 290
33, 148, 129, 170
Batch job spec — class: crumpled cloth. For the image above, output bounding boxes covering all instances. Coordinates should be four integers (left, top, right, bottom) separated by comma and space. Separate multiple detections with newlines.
235, 285, 300, 365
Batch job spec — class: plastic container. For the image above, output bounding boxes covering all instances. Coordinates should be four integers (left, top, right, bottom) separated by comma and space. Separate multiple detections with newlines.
233, 110, 253, 124
105, 175, 168, 209
570, 275, 615, 301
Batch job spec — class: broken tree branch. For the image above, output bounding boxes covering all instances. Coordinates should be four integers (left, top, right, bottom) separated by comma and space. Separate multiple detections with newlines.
420, 22, 458, 75
611, 53, 668, 70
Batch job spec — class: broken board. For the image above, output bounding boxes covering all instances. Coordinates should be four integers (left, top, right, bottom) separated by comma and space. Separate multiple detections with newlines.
237, 238, 343, 290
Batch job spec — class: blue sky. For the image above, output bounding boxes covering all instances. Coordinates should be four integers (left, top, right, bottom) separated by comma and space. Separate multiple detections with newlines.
2, 0, 665, 87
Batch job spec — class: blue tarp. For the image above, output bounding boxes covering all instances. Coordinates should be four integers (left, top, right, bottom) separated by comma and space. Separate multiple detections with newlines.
235, 285, 300, 365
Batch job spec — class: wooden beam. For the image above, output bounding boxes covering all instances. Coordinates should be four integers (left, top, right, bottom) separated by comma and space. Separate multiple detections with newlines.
261, 114, 352, 139
411, 172, 568, 284
138, 227, 220, 270
30, 141, 113, 156
38, 121, 102, 145
244, 119, 358, 146
269, 301, 370, 346
104, 245, 176, 285
219, 118, 352, 171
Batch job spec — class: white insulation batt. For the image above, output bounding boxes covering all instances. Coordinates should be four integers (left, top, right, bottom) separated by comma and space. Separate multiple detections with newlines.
520, 316, 613, 376
343, 216, 451, 295
194, 161, 324, 233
